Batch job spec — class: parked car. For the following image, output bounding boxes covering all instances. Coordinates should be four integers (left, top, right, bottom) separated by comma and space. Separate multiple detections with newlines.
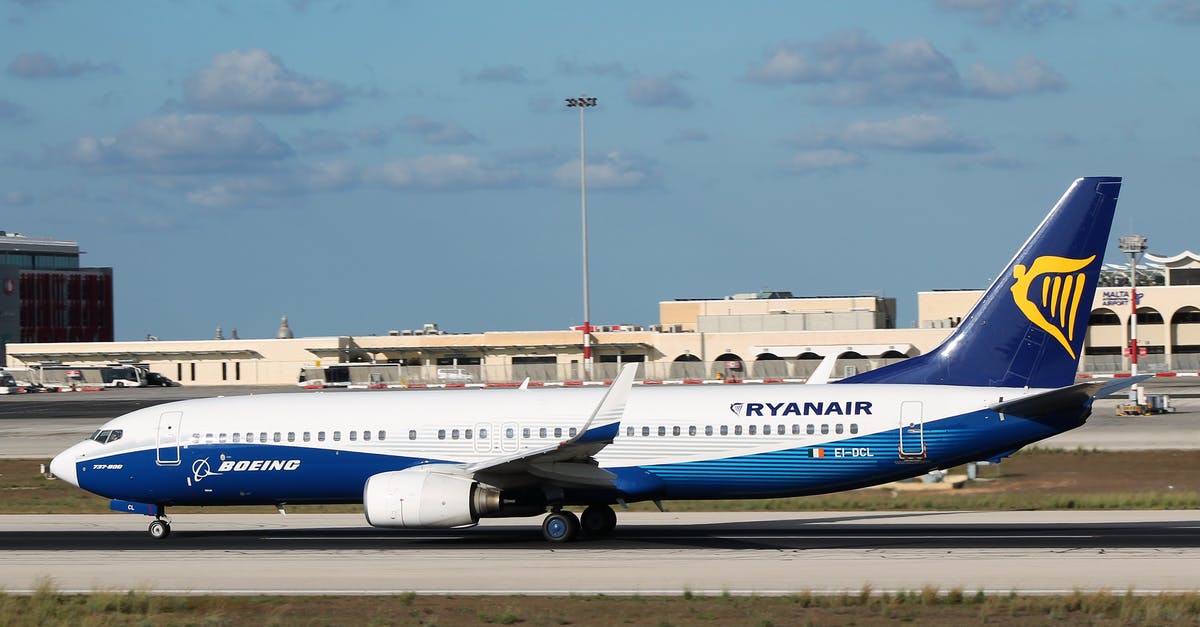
144, 372, 180, 387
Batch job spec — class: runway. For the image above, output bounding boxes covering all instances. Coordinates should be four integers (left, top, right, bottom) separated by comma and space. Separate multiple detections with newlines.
2, 511, 1199, 595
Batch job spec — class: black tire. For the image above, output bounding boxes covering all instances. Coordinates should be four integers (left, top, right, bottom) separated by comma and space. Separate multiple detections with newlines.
580, 505, 617, 537
541, 511, 580, 543
148, 520, 170, 539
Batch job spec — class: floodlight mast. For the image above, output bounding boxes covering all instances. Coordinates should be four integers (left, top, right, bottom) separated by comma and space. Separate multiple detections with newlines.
566, 96, 598, 380
1119, 234, 1148, 402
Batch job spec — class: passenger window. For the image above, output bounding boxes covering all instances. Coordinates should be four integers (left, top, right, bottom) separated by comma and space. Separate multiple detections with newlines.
720, 425, 729, 436
379, 430, 386, 441
672, 426, 681, 436
763, 425, 771, 435
689, 426, 697, 436
820, 424, 829, 435
437, 429, 446, 440
539, 428, 548, 438
205, 433, 214, 443
658, 426, 666, 437
191, 433, 201, 443
505, 428, 514, 439
465, 429, 472, 440
850, 423, 859, 434
523, 428, 531, 439
333, 431, 341, 442
778, 424, 785, 435
554, 427, 563, 438
704, 425, 713, 436
273, 432, 281, 443
749, 425, 757, 435
260, 432, 268, 443
232, 433, 241, 443
792, 424, 800, 435
408, 430, 417, 440
835, 424, 844, 434
734, 425, 743, 435
303, 432, 311, 442
806, 424, 815, 435
451, 429, 459, 440
642, 426, 650, 437
569, 427, 577, 437
218, 433, 227, 443
480, 428, 488, 439
318, 431, 326, 442
626, 426, 634, 437
349, 431, 357, 441
287, 432, 296, 442
363, 430, 372, 441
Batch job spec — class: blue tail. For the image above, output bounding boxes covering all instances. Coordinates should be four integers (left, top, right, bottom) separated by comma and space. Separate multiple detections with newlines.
842, 177, 1122, 389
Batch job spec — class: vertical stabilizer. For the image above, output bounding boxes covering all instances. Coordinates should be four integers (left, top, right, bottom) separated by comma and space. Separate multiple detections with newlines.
842, 177, 1122, 389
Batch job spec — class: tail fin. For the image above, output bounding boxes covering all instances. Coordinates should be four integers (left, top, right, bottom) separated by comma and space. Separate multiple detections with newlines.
842, 177, 1122, 389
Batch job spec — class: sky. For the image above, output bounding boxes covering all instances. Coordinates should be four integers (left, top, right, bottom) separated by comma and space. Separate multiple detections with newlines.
2, 0, 1199, 341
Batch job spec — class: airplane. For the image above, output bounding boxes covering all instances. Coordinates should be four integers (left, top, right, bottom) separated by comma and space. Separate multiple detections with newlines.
51, 176, 1135, 542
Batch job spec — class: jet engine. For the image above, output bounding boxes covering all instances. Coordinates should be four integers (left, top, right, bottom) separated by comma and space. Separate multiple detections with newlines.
363, 468, 501, 528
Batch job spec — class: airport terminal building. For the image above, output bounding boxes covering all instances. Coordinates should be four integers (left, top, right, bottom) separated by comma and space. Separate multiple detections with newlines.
5, 249, 1200, 386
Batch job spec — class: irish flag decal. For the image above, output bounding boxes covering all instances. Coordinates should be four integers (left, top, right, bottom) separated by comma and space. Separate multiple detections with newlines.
809, 448, 825, 458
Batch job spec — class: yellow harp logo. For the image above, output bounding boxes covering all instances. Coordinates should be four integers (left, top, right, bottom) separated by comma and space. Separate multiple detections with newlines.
1010, 254, 1096, 359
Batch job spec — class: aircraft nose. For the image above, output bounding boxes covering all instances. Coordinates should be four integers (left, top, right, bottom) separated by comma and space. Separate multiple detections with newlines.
50, 448, 80, 487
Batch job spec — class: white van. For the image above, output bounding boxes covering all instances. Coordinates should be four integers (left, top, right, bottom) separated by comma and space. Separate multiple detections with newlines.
436, 367, 474, 382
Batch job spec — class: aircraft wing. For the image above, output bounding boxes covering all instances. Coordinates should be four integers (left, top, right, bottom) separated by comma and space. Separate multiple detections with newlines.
461, 363, 638, 487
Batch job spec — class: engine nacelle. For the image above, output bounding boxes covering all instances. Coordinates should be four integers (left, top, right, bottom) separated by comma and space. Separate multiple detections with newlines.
363, 468, 501, 528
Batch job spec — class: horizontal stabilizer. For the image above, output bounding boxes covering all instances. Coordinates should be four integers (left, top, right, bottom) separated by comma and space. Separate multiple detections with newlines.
989, 376, 1148, 417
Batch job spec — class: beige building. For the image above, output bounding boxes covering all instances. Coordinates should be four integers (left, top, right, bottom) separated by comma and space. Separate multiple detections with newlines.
7, 252, 1200, 386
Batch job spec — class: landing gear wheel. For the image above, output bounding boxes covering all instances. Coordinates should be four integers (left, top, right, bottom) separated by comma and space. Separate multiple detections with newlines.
148, 520, 171, 539
580, 505, 617, 537
541, 511, 580, 543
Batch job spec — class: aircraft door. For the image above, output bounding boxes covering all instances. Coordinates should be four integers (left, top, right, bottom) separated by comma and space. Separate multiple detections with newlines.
156, 410, 183, 465
898, 401, 925, 458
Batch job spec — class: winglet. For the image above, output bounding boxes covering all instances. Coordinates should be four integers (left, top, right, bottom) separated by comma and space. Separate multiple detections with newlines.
569, 363, 638, 445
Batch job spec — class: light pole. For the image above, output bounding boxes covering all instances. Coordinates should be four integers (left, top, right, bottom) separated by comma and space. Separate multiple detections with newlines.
1119, 234, 1147, 403
566, 95, 597, 380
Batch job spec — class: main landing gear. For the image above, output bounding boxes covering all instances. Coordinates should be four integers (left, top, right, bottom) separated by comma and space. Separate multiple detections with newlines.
148, 508, 171, 539
540, 504, 617, 543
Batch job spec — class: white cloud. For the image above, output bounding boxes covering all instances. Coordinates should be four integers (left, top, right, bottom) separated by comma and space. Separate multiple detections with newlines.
803, 114, 988, 153
372, 154, 520, 190
556, 59, 632, 78
402, 115, 480, 145
935, 0, 1077, 29
68, 114, 293, 173
184, 49, 347, 113
626, 75, 694, 108
746, 31, 961, 105
553, 152, 656, 189
2, 191, 34, 207
666, 129, 710, 144
0, 98, 33, 125
786, 149, 866, 173
7, 52, 115, 79
966, 55, 1067, 98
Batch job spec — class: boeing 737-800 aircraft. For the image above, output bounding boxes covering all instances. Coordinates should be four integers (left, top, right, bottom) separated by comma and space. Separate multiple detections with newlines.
51, 177, 1133, 542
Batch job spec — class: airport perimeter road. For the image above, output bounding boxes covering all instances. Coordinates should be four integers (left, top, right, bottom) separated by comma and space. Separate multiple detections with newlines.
0, 511, 1198, 595
2, 380, 1197, 457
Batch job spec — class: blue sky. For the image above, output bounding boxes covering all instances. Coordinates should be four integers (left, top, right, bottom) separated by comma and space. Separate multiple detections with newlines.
2, 0, 1199, 341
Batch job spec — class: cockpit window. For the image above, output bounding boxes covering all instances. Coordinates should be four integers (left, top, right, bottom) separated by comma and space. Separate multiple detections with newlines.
89, 429, 122, 444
